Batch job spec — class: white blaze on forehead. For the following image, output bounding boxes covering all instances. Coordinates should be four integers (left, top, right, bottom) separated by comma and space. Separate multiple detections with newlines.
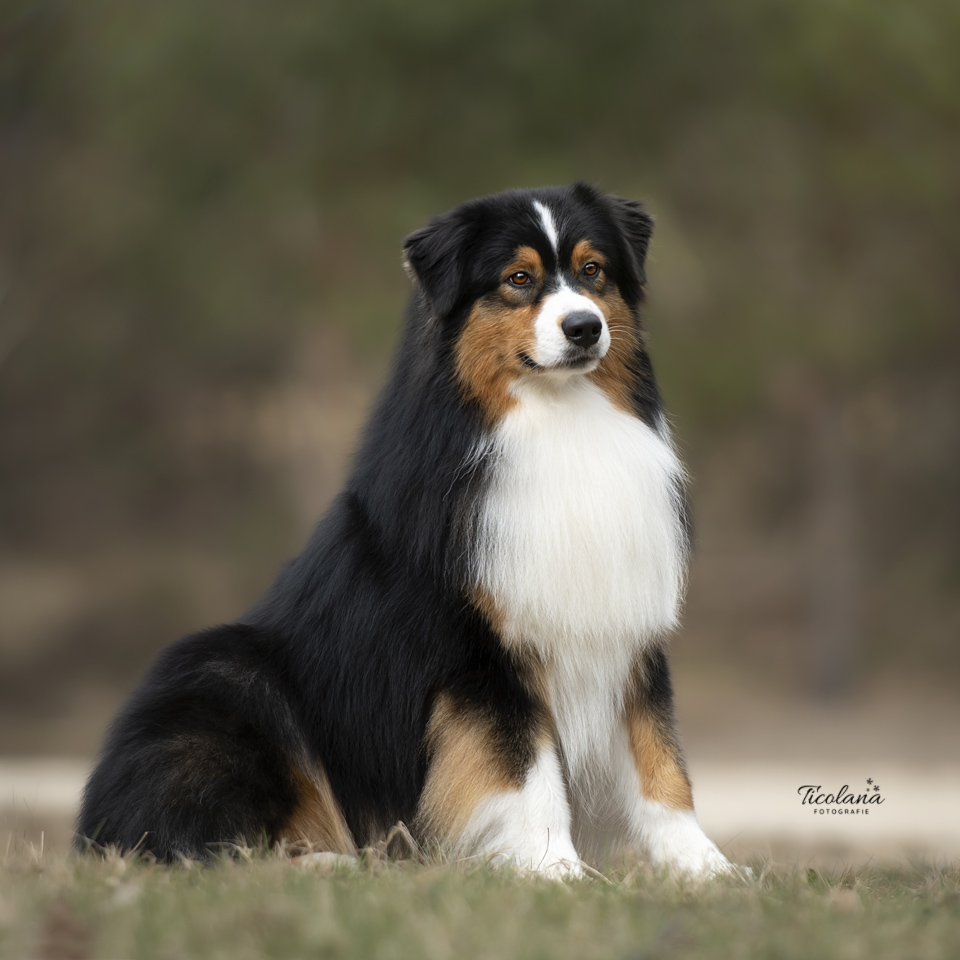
532, 200, 559, 254
527, 197, 610, 371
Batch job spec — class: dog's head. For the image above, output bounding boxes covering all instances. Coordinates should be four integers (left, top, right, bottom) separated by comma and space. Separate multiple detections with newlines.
402, 183, 654, 420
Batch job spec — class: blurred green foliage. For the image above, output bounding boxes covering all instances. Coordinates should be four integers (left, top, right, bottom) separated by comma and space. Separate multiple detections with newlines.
0, 0, 958, 711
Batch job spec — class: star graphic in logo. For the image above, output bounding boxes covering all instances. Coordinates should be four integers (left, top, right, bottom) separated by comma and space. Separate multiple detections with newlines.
866, 778, 873, 785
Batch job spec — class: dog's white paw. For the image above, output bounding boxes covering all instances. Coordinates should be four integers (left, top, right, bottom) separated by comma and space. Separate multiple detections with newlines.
483, 848, 586, 880
667, 839, 735, 880
536, 856, 587, 880
639, 806, 738, 880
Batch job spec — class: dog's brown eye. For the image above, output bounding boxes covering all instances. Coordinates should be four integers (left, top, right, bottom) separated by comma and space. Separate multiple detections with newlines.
508, 271, 531, 286
583, 262, 600, 277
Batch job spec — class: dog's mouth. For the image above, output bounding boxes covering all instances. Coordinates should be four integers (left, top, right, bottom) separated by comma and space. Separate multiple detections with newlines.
518, 351, 600, 372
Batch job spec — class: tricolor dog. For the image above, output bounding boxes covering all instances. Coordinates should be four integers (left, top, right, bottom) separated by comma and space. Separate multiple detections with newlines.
78, 183, 731, 878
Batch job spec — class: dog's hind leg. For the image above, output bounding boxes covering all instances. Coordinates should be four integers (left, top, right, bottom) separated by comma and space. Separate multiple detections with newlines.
76, 624, 342, 861
615, 645, 732, 878
415, 691, 583, 877
275, 763, 356, 855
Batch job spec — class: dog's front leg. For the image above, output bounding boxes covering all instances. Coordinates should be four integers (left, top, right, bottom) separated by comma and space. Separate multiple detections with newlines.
620, 646, 732, 878
416, 692, 583, 878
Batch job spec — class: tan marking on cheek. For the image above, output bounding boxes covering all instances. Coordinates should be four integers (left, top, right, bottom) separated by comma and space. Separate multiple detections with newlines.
624, 706, 693, 810
454, 300, 538, 425
277, 764, 357, 854
416, 693, 520, 840
584, 287, 643, 415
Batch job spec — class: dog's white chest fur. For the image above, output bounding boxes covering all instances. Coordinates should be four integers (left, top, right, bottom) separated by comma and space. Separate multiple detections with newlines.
473, 377, 687, 775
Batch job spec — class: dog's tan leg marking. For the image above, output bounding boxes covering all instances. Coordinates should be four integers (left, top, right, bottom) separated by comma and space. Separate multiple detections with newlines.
416, 692, 519, 840
278, 764, 356, 855
417, 690, 582, 876
624, 701, 693, 811
620, 652, 731, 877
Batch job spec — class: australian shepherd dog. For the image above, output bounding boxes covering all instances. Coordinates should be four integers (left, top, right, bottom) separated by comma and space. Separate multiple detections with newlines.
78, 183, 731, 878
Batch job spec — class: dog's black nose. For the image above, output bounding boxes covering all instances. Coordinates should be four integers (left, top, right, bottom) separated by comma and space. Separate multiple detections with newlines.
561, 311, 603, 348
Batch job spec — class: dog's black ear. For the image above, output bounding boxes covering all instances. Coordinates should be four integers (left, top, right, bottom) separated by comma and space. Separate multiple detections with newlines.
402, 213, 470, 321
610, 196, 654, 287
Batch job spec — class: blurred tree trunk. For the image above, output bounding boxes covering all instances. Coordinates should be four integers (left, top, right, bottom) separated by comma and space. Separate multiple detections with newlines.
807, 388, 860, 699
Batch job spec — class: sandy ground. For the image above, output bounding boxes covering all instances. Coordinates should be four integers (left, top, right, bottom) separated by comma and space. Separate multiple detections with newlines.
3, 756, 958, 865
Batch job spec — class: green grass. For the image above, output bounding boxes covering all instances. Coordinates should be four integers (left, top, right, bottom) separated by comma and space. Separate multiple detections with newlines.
2, 843, 958, 960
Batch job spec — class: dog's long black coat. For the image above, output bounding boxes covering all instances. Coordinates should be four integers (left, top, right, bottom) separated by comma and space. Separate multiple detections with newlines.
77, 183, 669, 859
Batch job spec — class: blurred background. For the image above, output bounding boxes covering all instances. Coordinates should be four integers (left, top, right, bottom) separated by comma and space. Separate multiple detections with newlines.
1, 0, 958, 860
